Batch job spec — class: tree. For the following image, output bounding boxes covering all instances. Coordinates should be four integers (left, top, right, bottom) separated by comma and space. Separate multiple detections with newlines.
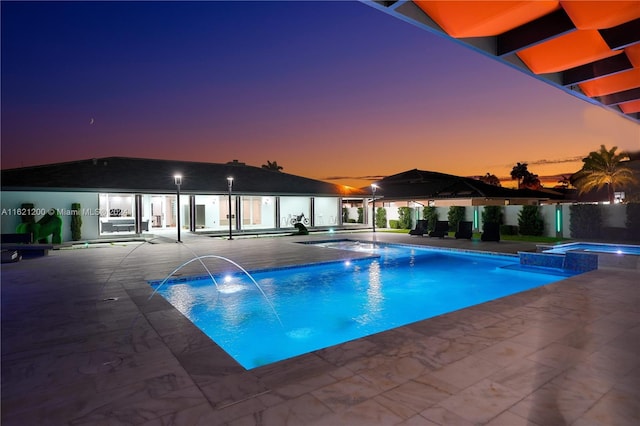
447, 206, 465, 232
261, 160, 283, 172
571, 145, 638, 204
481, 205, 503, 226
510, 162, 530, 188
375, 207, 387, 229
511, 162, 542, 190
478, 173, 501, 186
518, 205, 544, 236
521, 172, 542, 190
423, 206, 438, 232
398, 207, 413, 229
555, 175, 571, 188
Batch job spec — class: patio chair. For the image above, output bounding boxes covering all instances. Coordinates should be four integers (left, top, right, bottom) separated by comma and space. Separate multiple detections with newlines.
481, 222, 500, 242
409, 219, 428, 236
455, 221, 473, 239
429, 220, 449, 238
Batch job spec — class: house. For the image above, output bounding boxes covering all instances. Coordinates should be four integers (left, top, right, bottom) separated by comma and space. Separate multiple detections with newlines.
1, 157, 368, 242
369, 169, 566, 207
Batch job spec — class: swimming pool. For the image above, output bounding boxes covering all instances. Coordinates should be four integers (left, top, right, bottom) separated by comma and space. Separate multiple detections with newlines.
543, 242, 640, 255
151, 242, 573, 369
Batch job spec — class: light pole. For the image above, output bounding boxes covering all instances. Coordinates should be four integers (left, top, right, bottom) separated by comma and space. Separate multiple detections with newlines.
371, 184, 378, 233
227, 177, 234, 240
174, 174, 182, 242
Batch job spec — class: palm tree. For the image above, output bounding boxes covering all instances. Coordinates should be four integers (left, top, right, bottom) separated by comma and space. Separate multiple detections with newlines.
510, 162, 531, 189
571, 145, 638, 203
261, 160, 283, 172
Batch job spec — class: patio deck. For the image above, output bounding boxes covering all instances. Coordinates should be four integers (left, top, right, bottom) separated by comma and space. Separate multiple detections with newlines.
2, 232, 639, 425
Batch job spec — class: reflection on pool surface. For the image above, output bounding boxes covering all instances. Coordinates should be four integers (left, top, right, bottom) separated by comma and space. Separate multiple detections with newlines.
151, 242, 572, 369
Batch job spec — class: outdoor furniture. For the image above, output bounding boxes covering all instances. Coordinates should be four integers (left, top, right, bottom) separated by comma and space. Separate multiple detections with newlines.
455, 221, 473, 239
429, 221, 449, 238
0, 244, 53, 257
481, 222, 500, 242
1, 249, 21, 263
1, 233, 33, 244
409, 220, 428, 236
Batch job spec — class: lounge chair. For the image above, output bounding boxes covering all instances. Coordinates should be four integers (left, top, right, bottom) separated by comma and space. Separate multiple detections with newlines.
481, 222, 500, 242
455, 221, 473, 239
409, 219, 428, 236
429, 220, 449, 238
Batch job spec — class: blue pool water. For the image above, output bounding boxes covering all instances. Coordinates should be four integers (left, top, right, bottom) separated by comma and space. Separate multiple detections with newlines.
543, 242, 640, 255
151, 242, 571, 369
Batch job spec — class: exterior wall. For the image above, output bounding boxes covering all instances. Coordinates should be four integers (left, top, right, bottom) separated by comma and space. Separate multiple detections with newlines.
1, 191, 349, 241
314, 197, 339, 227
383, 202, 401, 227
433, 199, 473, 207
602, 204, 626, 227
1, 191, 100, 241
1, 189, 633, 242
280, 196, 311, 228
376, 203, 632, 238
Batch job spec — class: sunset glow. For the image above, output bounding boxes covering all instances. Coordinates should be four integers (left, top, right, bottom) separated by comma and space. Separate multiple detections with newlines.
1, 1, 638, 189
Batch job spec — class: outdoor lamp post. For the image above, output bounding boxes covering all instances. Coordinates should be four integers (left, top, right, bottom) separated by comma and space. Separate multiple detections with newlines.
371, 184, 378, 233
174, 175, 182, 243
227, 177, 234, 240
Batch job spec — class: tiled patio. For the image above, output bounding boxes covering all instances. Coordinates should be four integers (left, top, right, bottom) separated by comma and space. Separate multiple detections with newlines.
2, 232, 639, 425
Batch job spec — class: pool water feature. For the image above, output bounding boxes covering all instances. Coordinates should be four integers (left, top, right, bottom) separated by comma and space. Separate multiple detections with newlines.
151, 242, 577, 369
542, 242, 640, 256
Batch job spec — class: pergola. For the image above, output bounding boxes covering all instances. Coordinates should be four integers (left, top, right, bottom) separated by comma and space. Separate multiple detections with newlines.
363, 1, 640, 123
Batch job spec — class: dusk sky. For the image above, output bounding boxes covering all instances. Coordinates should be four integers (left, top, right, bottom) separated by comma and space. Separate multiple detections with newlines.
2, 1, 639, 189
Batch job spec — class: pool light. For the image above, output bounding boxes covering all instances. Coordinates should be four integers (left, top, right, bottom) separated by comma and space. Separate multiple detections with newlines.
227, 177, 234, 240
371, 184, 378, 233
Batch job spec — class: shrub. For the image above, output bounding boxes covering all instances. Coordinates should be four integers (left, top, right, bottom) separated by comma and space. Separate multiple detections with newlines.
518, 205, 544, 236
71, 203, 82, 241
626, 203, 640, 241
423, 206, 438, 232
357, 207, 363, 224
398, 207, 412, 229
342, 207, 349, 223
447, 206, 465, 232
570, 204, 602, 239
389, 219, 400, 229
375, 207, 387, 228
482, 205, 504, 225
